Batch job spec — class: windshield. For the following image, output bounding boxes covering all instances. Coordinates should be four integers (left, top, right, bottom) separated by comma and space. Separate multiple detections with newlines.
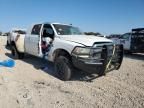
53, 24, 83, 35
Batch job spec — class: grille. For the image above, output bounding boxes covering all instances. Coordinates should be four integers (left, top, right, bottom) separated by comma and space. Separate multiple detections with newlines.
90, 42, 114, 59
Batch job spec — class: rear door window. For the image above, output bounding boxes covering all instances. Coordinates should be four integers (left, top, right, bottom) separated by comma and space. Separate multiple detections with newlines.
31, 24, 42, 35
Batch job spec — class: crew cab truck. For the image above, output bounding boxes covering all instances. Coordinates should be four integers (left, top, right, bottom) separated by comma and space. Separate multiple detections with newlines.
119, 28, 144, 53
11, 22, 124, 80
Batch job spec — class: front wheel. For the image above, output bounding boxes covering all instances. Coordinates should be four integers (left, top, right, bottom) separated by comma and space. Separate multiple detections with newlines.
54, 56, 73, 81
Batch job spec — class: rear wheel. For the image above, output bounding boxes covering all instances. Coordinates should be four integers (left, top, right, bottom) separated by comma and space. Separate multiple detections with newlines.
11, 45, 24, 59
54, 56, 72, 81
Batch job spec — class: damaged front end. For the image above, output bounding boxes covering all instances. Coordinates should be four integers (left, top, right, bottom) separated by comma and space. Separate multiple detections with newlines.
71, 43, 124, 76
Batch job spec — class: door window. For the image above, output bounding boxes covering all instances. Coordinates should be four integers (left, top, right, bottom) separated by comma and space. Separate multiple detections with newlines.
121, 33, 130, 41
42, 24, 54, 39
31, 24, 42, 35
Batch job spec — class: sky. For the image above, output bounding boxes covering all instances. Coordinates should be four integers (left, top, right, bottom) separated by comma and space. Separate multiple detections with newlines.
0, 0, 144, 35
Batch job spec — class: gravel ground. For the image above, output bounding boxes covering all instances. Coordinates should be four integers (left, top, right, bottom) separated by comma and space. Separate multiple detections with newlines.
0, 36, 144, 108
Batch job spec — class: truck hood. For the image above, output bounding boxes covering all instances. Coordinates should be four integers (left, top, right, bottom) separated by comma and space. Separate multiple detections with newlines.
59, 35, 112, 46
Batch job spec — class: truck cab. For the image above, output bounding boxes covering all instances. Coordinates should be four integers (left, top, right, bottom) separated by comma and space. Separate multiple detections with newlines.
120, 28, 144, 53
11, 22, 124, 80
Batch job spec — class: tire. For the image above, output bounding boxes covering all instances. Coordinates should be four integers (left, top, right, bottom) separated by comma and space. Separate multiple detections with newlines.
54, 56, 72, 81
11, 45, 24, 59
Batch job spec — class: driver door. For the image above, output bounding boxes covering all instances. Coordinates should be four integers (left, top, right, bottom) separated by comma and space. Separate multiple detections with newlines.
120, 33, 131, 50
28, 24, 42, 56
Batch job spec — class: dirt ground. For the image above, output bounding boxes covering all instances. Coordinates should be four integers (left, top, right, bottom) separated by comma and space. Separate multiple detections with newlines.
0, 36, 144, 108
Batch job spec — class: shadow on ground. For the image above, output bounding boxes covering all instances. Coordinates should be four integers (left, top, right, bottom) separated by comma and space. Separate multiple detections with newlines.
5, 52, 100, 82
124, 53, 144, 61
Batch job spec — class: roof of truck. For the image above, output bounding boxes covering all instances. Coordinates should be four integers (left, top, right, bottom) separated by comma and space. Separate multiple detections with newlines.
30, 22, 73, 27
42, 22, 72, 26
132, 28, 144, 32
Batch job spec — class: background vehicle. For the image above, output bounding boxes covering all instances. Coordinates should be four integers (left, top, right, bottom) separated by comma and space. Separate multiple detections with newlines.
10, 22, 124, 80
119, 28, 144, 53
1, 33, 8, 36
107, 34, 121, 44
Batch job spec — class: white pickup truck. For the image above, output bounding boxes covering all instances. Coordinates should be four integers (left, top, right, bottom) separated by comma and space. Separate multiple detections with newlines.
11, 22, 124, 80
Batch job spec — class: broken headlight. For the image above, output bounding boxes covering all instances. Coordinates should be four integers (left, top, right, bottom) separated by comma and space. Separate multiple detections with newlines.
72, 46, 103, 59
72, 47, 91, 58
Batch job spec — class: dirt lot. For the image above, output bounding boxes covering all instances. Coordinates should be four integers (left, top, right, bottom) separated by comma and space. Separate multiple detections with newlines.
0, 36, 144, 108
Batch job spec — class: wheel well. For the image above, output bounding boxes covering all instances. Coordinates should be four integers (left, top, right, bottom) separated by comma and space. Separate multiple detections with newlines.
53, 49, 72, 61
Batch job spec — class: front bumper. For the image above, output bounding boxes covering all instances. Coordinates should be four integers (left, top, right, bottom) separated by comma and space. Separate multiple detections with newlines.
72, 44, 124, 75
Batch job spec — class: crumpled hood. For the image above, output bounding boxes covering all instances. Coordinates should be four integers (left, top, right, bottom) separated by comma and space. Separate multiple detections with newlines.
59, 35, 112, 46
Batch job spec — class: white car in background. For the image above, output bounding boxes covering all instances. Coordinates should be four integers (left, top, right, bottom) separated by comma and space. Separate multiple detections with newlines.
7, 28, 26, 46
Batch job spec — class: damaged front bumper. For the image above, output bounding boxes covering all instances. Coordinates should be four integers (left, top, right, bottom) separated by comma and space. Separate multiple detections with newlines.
71, 44, 124, 75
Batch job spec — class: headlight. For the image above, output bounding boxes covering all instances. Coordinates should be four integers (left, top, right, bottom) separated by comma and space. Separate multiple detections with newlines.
72, 46, 103, 59
72, 47, 91, 55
